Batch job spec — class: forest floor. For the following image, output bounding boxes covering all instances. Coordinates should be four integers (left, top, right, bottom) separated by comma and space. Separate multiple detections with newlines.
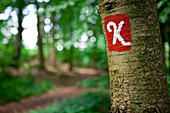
0, 67, 106, 113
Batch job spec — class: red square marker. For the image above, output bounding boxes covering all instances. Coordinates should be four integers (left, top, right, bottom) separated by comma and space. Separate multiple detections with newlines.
105, 14, 132, 52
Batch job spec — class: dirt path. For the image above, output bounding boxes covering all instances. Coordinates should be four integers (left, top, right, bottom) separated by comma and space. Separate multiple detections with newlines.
0, 68, 106, 113
0, 87, 89, 113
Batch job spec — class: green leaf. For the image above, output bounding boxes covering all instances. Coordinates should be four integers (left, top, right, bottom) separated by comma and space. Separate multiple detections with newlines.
68, 1, 75, 6
157, 1, 163, 9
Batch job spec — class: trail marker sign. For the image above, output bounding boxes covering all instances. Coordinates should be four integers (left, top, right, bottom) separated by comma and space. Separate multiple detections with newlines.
105, 14, 132, 52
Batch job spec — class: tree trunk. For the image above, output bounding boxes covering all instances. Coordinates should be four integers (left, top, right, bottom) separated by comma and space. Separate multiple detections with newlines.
69, 46, 74, 71
13, 0, 24, 67
68, 7, 74, 71
92, 33, 97, 68
51, 12, 56, 66
98, 0, 170, 112
36, 2, 45, 69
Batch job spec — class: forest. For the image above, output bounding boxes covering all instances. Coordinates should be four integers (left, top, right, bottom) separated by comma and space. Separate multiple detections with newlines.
0, 0, 169, 113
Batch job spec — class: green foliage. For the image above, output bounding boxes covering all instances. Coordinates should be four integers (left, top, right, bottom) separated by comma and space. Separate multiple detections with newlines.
42, 0, 76, 14
0, 21, 6, 41
0, 73, 54, 104
0, 45, 14, 68
0, 0, 14, 12
21, 48, 38, 57
30, 89, 110, 113
167, 74, 170, 95
0, 21, 15, 68
157, 0, 170, 23
74, 73, 110, 88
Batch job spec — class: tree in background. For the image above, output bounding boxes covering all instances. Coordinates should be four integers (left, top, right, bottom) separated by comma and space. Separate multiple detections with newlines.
36, 0, 45, 69
98, 0, 170, 112
13, 0, 25, 67
46, 0, 60, 67
50, 12, 57, 66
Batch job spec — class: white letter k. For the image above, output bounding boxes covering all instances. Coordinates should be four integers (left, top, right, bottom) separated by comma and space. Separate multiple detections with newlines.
107, 21, 131, 46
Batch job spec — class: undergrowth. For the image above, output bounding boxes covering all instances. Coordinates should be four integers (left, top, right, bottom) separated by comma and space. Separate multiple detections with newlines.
30, 74, 111, 113
30, 89, 110, 113
0, 73, 54, 104
74, 73, 110, 88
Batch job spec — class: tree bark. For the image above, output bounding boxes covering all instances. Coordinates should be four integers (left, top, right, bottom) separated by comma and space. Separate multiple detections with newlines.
36, 1, 45, 69
98, 0, 170, 112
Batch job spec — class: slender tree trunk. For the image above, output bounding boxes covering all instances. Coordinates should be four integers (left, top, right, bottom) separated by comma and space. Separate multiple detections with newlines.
51, 13, 56, 66
37, 16, 45, 69
36, 1, 45, 69
68, 7, 74, 71
98, 0, 170, 112
69, 46, 74, 71
92, 45, 97, 68
13, 0, 24, 67
92, 33, 97, 68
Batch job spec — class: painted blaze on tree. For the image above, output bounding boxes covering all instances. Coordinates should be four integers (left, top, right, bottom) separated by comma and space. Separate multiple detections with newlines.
98, 0, 170, 112
105, 14, 131, 51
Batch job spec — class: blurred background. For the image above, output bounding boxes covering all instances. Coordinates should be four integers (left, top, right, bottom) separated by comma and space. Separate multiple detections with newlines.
0, 0, 169, 113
